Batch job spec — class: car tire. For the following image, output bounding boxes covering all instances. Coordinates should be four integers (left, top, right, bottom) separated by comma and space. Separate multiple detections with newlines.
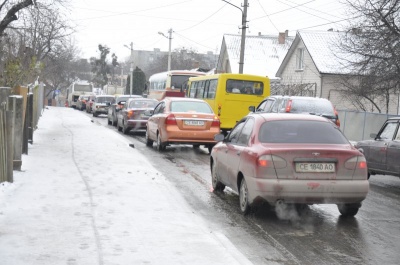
156, 133, 166, 151
239, 177, 250, 215
112, 116, 117, 126
193, 144, 200, 149
122, 121, 130, 135
117, 120, 122, 132
93, 112, 98, 117
107, 118, 112, 125
337, 203, 361, 217
207, 144, 215, 154
211, 161, 225, 192
145, 129, 153, 147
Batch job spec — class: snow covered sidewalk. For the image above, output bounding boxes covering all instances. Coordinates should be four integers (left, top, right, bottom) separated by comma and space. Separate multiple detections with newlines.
0, 107, 252, 265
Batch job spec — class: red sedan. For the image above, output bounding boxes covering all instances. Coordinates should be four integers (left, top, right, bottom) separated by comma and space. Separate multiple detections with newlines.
210, 113, 369, 216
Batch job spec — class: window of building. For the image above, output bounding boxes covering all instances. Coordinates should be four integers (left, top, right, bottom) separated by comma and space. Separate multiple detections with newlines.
296, 48, 304, 70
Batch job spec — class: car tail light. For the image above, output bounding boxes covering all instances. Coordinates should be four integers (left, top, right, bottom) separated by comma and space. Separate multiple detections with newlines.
332, 104, 341, 127
285, 100, 292, 112
256, 155, 285, 178
127, 110, 134, 119
345, 156, 368, 179
211, 116, 220, 127
166, 114, 177, 125
344, 156, 367, 170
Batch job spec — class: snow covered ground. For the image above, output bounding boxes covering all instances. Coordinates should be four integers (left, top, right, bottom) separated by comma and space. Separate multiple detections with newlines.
0, 107, 252, 265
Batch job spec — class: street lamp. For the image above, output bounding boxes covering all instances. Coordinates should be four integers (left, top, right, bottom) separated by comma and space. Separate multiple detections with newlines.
222, 0, 248, 74
124, 42, 134, 95
158, 29, 173, 71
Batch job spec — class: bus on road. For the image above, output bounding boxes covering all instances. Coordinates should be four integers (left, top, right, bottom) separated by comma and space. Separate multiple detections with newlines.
187, 73, 270, 133
147, 70, 205, 100
66, 81, 94, 108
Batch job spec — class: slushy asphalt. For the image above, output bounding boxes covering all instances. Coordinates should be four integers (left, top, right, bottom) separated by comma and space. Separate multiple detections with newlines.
0, 106, 253, 265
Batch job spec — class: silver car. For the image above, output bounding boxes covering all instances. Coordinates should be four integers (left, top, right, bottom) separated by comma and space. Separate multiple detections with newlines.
92, 95, 115, 117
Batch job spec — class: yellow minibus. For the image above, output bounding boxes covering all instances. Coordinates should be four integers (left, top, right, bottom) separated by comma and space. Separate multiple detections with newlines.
187, 73, 270, 133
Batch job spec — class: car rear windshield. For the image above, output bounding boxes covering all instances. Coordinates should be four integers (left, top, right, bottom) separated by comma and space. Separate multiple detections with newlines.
130, 100, 158, 108
259, 120, 348, 144
170, 101, 213, 113
96, 97, 115, 103
289, 99, 335, 116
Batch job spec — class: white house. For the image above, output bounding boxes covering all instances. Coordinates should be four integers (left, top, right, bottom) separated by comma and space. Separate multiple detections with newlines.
276, 30, 399, 113
216, 31, 294, 87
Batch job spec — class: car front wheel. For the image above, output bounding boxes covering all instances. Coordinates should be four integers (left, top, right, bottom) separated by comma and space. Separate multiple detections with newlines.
239, 177, 250, 215
337, 203, 361, 217
211, 161, 225, 192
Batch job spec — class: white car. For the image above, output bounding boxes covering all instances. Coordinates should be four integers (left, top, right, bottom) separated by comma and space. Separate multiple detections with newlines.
92, 95, 115, 117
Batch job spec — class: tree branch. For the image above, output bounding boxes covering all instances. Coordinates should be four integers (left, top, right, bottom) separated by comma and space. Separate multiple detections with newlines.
0, 0, 33, 36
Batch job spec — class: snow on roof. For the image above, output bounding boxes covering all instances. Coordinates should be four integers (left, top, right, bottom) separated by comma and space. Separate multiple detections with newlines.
297, 30, 353, 75
223, 34, 294, 78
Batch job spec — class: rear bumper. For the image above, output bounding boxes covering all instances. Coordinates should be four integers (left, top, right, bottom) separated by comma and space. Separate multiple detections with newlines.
163, 127, 219, 145
246, 178, 369, 205
126, 120, 148, 130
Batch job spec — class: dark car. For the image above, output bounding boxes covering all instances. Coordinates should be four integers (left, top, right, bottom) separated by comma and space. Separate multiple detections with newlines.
249, 95, 340, 127
355, 117, 400, 179
76, 95, 92, 111
108, 95, 142, 126
117, 98, 158, 134
210, 113, 369, 217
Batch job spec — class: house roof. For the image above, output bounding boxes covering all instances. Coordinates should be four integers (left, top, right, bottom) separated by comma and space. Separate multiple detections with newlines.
223, 34, 294, 79
276, 30, 351, 76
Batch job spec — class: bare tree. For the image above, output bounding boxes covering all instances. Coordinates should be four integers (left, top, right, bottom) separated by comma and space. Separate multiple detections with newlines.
339, 0, 400, 113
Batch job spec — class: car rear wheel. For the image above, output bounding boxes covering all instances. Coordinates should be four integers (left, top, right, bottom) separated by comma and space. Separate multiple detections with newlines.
145, 129, 153, 147
337, 203, 361, 217
156, 133, 166, 151
117, 120, 122, 132
122, 121, 130, 135
107, 118, 112, 125
239, 177, 250, 215
211, 161, 225, 192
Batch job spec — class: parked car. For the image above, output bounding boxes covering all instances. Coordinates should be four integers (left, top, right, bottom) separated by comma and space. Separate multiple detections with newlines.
355, 117, 400, 179
249, 95, 340, 127
92, 95, 115, 117
86, 95, 96, 113
210, 113, 369, 216
108, 95, 142, 126
117, 98, 158, 134
76, 95, 92, 111
145, 97, 220, 152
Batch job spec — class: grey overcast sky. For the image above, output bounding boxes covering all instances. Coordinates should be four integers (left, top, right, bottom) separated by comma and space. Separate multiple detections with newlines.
69, 0, 349, 61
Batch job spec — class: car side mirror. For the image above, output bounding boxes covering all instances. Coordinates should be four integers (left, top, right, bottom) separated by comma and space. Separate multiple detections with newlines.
248, 106, 255, 112
370, 133, 377, 139
144, 109, 154, 116
214, 133, 225, 142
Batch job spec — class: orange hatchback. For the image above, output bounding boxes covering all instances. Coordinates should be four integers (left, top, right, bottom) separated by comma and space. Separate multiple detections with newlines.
145, 97, 220, 152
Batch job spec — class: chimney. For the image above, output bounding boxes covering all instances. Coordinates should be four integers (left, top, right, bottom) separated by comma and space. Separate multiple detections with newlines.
278, 32, 285, 44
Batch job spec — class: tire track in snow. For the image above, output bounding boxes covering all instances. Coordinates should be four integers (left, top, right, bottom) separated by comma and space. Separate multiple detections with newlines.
60, 110, 104, 265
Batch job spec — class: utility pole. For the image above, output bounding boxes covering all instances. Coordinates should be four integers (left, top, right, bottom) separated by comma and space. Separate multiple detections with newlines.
159, 29, 173, 71
223, 0, 248, 74
124, 42, 134, 96
239, 0, 248, 74
167, 28, 173, 72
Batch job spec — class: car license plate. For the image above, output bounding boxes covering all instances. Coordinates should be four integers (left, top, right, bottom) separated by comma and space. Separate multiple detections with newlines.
295, 163, 335, 173
184, 120, 204, 126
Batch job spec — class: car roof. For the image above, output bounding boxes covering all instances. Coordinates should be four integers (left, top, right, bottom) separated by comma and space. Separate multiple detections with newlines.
249, 112, 334, 123
163, 97, 207, 103
264, 95, 331, 101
